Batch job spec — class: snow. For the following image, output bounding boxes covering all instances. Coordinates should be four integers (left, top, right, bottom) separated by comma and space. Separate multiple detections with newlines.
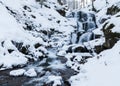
57, 50, 66, 56
69, 40, 120, 86
94, 0, 120, 11
84, 37, 105, 49
107, 16, 120, 33
24, 68, 37, 77
0, 52, 28, 70
48, 75, 62, 86
10, 69, 26, 76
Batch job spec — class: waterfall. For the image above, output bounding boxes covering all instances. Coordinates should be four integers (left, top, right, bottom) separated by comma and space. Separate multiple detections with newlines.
78, 32, 94, 43
70, 11, 97, 44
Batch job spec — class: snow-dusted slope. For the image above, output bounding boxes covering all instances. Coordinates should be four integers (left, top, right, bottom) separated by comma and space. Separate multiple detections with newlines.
68, 0, 120, 86
0, 0, 75, 70
70, 40, 120, 86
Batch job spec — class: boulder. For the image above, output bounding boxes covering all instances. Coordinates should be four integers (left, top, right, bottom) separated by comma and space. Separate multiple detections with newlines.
102, 22, 120, 49
107, 3, 120, 15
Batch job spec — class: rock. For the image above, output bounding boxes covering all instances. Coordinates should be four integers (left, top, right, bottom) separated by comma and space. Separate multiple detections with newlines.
34, 43, 42, 48
94, 45, 107, 54
9, 69, 26, 76
56, 9, 66, 16
102, 22, 120, 49
23, 5, 32, 12
24, 68, 37, 77
8, 49, 14, 53
12, 41, 30, 55
20, 46, 30, 55
73, 45, 89, 53
99, 17, 110, 24
107, 3, 120, 15
48, 75, 62, 86
66, 46, 73, 53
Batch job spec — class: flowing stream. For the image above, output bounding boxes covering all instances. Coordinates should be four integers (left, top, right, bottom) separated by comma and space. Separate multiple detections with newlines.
0, 33, 78, 86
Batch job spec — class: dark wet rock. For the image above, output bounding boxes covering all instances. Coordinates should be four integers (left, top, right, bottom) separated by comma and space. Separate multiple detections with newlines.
99, 17, 110, 24
102, 23, 120, 49
23, 5, 32, 12
12, 41, 23, 49
57, 9, 66, 16
11, 41, 30, 55
34, 43, 42, 48
73, 45, 89, 53
24, 22, 33, 31
57, 0, 64, 5
94, 45, 107, 54
79, 57, 88, 64
8, 49, 14, 53
0, 69, 31, 86
66, 46, 72, 53
43, 81, 54, 86
56, 20, 61, 24
0, 64, 3, 69
94, 34, 102, 39
107, 4, 120, 15
92, 21, 120, 54
41, 30, 48, 35
21, 46, 30, 55
52, 68, 78, 80
77, 11, 88, 22
31, 15, 36, 19
66, 44, 89, 53
63, 80, 71, 86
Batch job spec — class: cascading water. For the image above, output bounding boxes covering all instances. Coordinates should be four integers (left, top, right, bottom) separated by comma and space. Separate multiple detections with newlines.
71, 11, 97, 44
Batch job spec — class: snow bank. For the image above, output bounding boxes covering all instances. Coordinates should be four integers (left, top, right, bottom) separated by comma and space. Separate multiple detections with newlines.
69, 40, 120, 86
48, 75, 62, 86
0, 0, 75, 70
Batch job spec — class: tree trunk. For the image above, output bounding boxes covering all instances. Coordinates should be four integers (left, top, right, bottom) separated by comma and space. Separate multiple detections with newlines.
91, 0, 97, 12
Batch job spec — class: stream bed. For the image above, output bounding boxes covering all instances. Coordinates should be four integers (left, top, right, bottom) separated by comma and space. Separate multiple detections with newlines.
0, 48, 78, 86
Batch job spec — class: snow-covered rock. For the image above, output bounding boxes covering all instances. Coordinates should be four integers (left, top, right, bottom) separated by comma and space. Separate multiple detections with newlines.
9, 69, 26, 76
57, 50, 66, 56
24, 68, 37, 77
48, 75, 62, 86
